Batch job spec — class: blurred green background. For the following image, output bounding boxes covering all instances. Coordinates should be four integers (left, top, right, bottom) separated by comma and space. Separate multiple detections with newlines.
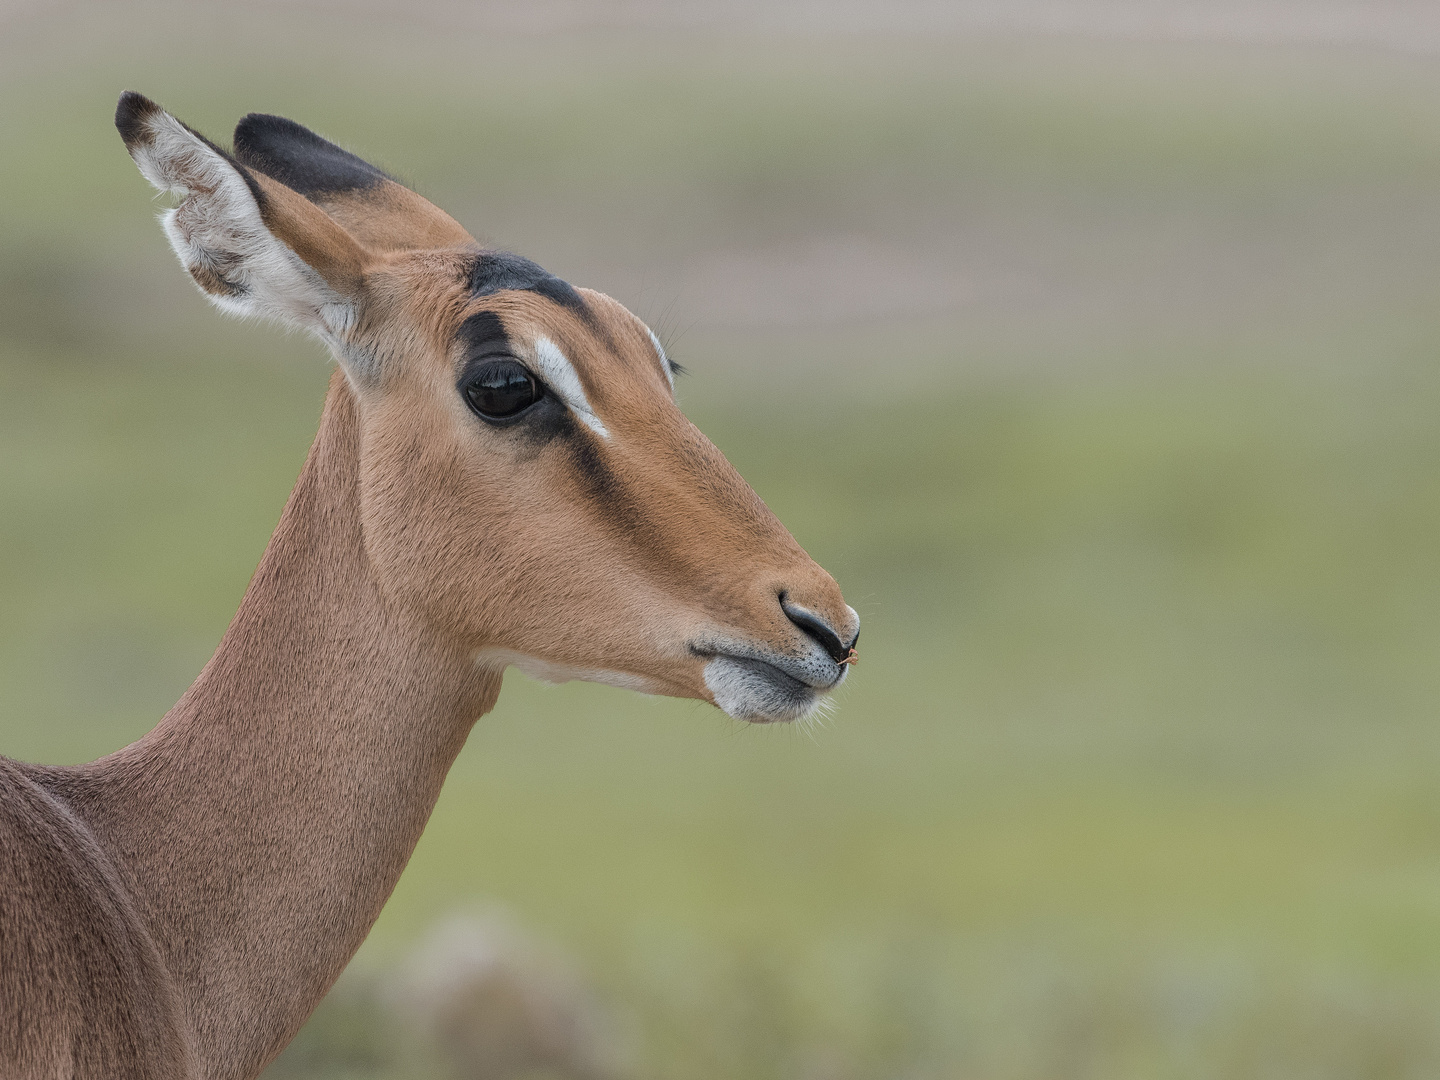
8, 1, 1440, 1076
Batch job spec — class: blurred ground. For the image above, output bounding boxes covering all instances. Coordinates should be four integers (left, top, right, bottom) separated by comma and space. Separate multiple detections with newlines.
7, 2, 1440, 1077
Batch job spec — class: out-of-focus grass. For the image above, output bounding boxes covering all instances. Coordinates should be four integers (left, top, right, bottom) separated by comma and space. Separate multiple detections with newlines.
7, 7, 1440, 1075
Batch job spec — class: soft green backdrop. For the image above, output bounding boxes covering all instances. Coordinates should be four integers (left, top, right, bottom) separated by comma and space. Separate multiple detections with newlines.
7, 3, 1440, 1076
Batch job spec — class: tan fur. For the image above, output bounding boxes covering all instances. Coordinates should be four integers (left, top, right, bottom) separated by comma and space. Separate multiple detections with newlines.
251, 172, 371, 298
310, 182, 474, 252
0, 95, 856, 1079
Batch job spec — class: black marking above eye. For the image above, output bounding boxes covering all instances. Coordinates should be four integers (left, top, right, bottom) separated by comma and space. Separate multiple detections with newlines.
457, 310, 508, 353
466, 251, 588, 317
462, 359, 543, 421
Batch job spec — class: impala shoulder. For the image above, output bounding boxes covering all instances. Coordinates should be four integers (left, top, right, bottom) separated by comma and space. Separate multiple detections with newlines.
0, 760, 192, 1078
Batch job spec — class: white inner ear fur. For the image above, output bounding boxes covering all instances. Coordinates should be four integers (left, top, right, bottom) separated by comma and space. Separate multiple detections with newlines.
532, 336, 609, 439
646, 326, 675, 392
128, 109, 357, 348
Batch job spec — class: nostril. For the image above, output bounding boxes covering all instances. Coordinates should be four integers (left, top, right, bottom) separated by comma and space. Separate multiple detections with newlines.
780, 595, 851, 665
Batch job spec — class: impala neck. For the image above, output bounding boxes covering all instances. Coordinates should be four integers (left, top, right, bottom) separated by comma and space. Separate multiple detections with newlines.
67, 371, 500, 1079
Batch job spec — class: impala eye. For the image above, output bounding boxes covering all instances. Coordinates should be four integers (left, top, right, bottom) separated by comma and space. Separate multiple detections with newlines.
462, 359, 542, 420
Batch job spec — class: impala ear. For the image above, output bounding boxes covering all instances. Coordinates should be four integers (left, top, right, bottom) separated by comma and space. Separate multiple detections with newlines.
115, 91, 370, 356
233, 112, 474, 253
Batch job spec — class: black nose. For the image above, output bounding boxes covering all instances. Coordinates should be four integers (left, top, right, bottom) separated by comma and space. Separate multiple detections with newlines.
780, 596, 856, 664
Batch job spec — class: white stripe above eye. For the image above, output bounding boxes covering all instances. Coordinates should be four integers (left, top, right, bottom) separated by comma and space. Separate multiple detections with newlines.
646, 326, 675, 391
533, 336, 609, 439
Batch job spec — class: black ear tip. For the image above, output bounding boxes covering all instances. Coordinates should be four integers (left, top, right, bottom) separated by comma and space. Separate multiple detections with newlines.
234, 112, 306, 154
232, 112, 391, 196
115, 90, 161, 147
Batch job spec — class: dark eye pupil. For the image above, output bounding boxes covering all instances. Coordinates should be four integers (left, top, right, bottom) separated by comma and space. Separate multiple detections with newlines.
463, 360, 540, 419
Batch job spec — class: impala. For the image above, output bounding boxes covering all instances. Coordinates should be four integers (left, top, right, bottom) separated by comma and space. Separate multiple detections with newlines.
0, 92, 858, 1079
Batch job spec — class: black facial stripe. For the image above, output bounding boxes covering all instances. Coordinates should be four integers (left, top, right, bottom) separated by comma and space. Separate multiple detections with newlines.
567, 433, 643, 534
515, 396, 571, 448
466, 251, 588, 316
233, 113, 391, 198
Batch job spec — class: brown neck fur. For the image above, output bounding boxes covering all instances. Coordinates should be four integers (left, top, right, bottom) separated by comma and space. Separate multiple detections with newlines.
36, 371, 500, 1078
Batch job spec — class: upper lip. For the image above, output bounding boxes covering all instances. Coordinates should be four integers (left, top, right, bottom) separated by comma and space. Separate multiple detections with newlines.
688, 639, 846, 691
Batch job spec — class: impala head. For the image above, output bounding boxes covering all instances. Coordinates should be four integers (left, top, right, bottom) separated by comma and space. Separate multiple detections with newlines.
115, 92, 858, 723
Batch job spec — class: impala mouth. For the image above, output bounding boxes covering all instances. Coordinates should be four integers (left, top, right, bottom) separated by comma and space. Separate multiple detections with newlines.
693, 644, 848, 723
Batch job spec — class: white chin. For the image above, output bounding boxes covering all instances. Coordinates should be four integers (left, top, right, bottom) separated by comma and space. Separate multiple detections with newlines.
703, 656, 832, 723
